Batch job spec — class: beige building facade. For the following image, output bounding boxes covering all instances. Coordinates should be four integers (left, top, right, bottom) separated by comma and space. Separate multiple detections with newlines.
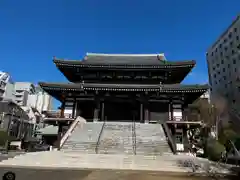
207, 15, 240, 105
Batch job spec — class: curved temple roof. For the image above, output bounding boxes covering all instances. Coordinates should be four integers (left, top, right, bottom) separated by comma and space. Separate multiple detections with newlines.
53, 53, 196, 67
39, 82, 208, 92
39, 82, 208, 104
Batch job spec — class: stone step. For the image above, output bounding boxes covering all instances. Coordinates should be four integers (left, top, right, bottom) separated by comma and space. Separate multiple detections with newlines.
97, 122, 134, 154
61, 121, 171, 155
0, 151, 191, 172
61, 122, 104, 152
135, 123, 171, 155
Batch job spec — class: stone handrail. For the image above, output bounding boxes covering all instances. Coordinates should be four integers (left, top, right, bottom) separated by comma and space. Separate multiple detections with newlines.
60, 116, 86, 148
162, 122, 177, 154
229, 140, 240, 157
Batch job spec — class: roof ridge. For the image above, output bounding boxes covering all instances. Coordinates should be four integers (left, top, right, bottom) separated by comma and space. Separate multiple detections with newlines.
86, 52, 165, 57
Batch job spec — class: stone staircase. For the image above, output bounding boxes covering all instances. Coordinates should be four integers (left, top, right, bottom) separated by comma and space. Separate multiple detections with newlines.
61, 122, 104, 153
61, 121, 171, 155
135, 123, 171, 155
97, 122, 134, 154
0, 151, 194, 172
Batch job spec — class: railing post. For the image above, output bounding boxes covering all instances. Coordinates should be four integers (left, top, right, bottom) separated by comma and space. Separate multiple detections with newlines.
132, 119, 136, 155
57, 122, 63, 150
95, 120, 106, 154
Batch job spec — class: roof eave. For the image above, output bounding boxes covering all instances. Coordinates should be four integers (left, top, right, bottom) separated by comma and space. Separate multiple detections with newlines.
39, 82, 208, 92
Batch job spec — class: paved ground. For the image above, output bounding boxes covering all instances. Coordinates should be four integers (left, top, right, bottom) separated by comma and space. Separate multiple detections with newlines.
0, 151, 25, 162
0, 152, 238, 180
0, 168, 235, 180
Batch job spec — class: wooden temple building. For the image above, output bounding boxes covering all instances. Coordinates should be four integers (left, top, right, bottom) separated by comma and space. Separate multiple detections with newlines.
39, 53, 208, 152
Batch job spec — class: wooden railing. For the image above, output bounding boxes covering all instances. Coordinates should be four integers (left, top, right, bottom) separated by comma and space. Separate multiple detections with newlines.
167, 115, 202, 122
59, 116, 84, 148
95, 120, 106, 154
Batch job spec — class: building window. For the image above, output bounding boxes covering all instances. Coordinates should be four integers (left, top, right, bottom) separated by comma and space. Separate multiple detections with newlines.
237, 44, 240, 49
234, 28, 237, 32
233, 59, 236, 64
224, 38, 227, 43
228, 64, 230, 68
223, 68, 225, 72
229, 32, 232, 38
237, 36, 239, 40
232, 50, 235, 54
223, 76, 226, 80
214, 74, 216, 78
224, 47, 228, 51
230, 41, 233, 47
219, 44, 222, 48
221, 60, 224, 64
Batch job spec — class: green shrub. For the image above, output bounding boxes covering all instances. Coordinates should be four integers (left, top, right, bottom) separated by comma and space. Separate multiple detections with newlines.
0, 130, 15, 146
207, 139, 225, 161
234, 137, 240, 150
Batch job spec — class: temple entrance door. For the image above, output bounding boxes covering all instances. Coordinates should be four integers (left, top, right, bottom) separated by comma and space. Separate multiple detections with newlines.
77, 101, 95, 121
104, 100, 140, 122
149, 102, 169, 123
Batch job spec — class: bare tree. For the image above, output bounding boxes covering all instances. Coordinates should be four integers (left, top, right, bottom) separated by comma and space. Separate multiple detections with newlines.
186, 92, 228, 156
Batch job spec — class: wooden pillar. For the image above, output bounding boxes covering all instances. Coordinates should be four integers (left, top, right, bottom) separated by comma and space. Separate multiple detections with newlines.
182, 126, 188, 152
170, 102, 173, 121
57, 122, 64, 150
72, 100, 76, 118
144, 103, 149, 124
140, 103, 143, 123
168, 103, 171, 121
100, 101, 105, 121
181, 102, 184, 121
94, 101, 100, 122
75, 102, 81, 117
60, 101, 65, 118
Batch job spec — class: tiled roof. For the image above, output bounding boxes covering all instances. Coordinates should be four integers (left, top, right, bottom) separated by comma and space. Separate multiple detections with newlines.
53, 54, 196, 67
39, 82, 208, 92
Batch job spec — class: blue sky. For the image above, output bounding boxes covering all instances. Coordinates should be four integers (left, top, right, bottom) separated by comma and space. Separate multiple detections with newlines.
0, 0, 239, 107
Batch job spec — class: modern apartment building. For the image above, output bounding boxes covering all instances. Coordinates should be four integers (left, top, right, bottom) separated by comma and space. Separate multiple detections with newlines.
0, 71, 15, 100
14, 82, 36, 106
27, 86, 53, 113
207, 15, 240, 105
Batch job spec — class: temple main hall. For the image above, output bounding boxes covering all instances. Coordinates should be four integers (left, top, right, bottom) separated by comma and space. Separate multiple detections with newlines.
39, 53, 208, 153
